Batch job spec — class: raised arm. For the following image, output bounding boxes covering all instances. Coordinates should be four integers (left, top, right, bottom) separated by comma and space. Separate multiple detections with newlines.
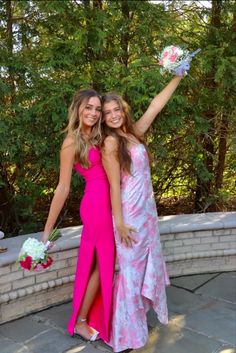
133, 76, 182, 136
102, 136, 136, 247
41, 135, 75, 243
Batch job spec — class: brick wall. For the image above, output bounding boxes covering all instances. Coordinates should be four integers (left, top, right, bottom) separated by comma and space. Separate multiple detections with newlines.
162, 228, 236, 276
0, 248, 78, 323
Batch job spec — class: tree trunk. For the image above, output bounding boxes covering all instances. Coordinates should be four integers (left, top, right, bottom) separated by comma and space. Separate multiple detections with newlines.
120, 0, 130, 69
215, 113, 228, 190
214, 6, 236, 190
83, 0, 104, 92
194, 0, 222, 212
6, 0, 15, 97
1, 1, 20, 235
0, 164, 20, 236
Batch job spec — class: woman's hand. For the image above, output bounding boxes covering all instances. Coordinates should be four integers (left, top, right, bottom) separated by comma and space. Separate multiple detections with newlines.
41, 232, 55, 249
41, 232, 50, 245
116, 222, 137, 248
173, 60, 190, 76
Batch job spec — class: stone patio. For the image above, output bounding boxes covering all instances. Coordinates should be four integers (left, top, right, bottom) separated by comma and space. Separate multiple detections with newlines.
0, 271, 235, 353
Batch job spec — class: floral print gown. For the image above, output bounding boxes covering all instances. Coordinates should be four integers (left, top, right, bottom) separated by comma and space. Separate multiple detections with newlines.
107, 143, 170, 352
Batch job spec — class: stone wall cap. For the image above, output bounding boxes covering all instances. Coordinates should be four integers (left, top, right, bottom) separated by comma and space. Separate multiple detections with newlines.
0, 225, 82, 267
158, 212, 236, 234
0, 212, 235, 267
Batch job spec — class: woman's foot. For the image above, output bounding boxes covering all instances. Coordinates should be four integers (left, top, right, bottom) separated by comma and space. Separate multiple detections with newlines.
74, 318, 99, 341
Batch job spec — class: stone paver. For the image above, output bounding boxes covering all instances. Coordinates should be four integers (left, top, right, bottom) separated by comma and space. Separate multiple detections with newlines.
0, 315, 50, 341
0, 335, 32, 353
171, 273, 218, 291
25, 328, 80, 353
0, 272, 235, 353
33, 302, 72, 330
184, 300, 236, 346
214, 346, 236, 353
166, 285, 206, 313
63, 344, 108, 353
135, 325, 222, 353
196, 272, 236, 303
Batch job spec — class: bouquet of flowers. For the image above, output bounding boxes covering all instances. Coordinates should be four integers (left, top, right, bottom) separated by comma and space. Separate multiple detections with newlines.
158, 45, 201, 76
17, 228, 61, 271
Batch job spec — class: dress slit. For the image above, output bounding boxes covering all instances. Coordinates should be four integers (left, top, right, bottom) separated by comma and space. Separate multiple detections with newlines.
90, 241, 114, 340
68, 240, 114, 341
67, 242, 96, 335
67, 147, 115, 342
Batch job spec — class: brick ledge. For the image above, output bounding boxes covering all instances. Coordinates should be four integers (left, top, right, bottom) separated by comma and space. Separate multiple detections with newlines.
0, 274, 75, 304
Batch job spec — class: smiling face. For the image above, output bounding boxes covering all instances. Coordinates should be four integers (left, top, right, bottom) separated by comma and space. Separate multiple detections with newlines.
79, 96, 102, 130
103, 100, 125, 129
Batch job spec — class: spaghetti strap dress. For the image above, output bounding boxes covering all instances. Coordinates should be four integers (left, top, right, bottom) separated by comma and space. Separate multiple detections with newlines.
107, 143, 170, 352
67, 146, 115, 342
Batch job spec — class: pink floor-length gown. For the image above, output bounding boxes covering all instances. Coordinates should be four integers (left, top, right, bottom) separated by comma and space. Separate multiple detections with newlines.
67, 147, 115, 342
107, 143, 170, 352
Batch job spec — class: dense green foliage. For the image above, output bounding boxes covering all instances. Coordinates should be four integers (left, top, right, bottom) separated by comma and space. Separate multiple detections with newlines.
1, 0, 235, 236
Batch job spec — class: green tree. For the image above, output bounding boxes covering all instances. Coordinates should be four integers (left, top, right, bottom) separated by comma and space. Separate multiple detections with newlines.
0, 0, 235, 236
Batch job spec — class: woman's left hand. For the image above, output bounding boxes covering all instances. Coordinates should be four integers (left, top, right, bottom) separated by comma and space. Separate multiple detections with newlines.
173, 60, 190, 76
116, 222, 137, 248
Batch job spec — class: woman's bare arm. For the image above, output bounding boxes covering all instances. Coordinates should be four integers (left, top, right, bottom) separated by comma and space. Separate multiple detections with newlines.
102, 136, 136, 247
133, 76, 182, 136
41, 135, 75, 242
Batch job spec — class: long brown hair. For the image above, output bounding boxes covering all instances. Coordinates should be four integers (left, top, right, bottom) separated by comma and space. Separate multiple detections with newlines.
64, 89, 102, 168
101, 92, 144, 174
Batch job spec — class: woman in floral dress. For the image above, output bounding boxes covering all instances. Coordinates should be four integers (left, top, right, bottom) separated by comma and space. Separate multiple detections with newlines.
101, 75, 185, 352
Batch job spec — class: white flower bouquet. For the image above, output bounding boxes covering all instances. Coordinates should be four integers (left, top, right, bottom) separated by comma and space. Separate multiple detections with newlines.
17, 228, 61, 271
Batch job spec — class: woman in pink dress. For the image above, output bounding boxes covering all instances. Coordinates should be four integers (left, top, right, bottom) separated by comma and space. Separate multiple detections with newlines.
101, 75, 185, 351
42, 89, 115, 342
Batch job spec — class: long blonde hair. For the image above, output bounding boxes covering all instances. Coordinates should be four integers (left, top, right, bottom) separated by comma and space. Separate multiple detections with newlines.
65, 89, 102, 168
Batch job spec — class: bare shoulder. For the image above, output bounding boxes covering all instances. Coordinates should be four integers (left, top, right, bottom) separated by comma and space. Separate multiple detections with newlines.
62, 134, 75, 148
60, 135, 75, 159
62, 135, 75, 147
103, 135, 118, 153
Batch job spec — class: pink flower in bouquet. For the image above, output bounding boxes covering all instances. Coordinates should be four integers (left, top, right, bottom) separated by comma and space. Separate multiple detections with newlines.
158, 45, 201, 75
158, 45, 189, 74
170, 54, 178, 62
34, 256, 53, 271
